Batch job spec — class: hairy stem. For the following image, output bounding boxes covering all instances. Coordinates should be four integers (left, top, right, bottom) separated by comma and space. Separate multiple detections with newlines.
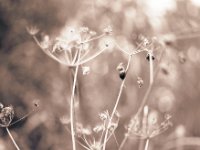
6, 127, 20, 150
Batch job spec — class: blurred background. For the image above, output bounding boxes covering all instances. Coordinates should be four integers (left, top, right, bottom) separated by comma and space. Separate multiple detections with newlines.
0, 0, 200, 149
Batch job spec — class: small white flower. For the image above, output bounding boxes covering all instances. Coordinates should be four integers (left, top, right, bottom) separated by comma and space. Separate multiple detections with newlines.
82, 66, 90, 75
26, 26, 39, 35
103, 25, 113, 35
40, 35, 50, 49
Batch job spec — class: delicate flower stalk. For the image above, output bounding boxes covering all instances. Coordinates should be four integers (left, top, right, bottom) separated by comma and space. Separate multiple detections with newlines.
149, 51, 154, 85
70, 48, 82, 150
30, 26, 114, 150
102, 55, 132, 150
80, 33, 106, 44
32, 34, 108, 67
6, 127, 20, 150
135, 51, 154, 116
119, 47, 165, 150
144, 138, 150, 150
77, 47, 107, 65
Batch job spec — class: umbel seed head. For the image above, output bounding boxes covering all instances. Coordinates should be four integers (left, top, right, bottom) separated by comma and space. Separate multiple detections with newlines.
0, 105, 14, 127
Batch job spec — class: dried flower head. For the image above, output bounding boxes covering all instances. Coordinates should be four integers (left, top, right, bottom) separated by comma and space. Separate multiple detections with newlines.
0, 103, 3, 110
93, 124, 105, 133
82, 66, 90, 75
99, 110, 109, 121
103, 26, 113, 35
31, 25, 107, 66
76, 123, 92, 137
26, 26, 39, 35
137, 77, 144, 88
117, 63, 126, 80
127, 107, 172, 139
79, 27, 89, 33
0, 105, 14, 127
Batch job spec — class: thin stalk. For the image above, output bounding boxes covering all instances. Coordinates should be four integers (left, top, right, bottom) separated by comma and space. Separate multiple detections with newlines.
134, 51, 154, 123
6, 127, 20, 150
81, 33, 106, 44
144, 138, 150, 150
114, 41, 131, 55
33, 36, 71, 66
70, 64, 79, 150
70, 47, 82, 150
77, 47, 107, 65
102, 55, 132, 150
10, 109, 35, 126
119, 51, 155, 150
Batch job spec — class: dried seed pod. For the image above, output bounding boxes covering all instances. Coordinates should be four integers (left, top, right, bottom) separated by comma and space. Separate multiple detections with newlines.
119, 71, 126, 80
178, 52, 186, 64
33, 99, 40, 108
26, 26, 39, 35
137, 77, 144, 88
117, 63, 126, 80
146, 53, 155, 61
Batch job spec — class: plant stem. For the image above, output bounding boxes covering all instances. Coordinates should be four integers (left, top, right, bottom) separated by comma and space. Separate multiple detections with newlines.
81, 33, 106, 44
77, 47, 107, 65
70, 46, 82, 150
6, 127, 20, 150
119, 51, 154, 150
144, 138, 150, 150
70, 64, 78, 150
102, 55, 132, 150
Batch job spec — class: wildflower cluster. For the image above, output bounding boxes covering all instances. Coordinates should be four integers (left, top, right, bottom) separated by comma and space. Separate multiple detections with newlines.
74, 110, 120, 150
27, 26, 112, 67
126, 107, 172, 139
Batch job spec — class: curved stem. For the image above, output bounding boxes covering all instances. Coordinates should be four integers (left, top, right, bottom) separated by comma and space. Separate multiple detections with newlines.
114, 41, 131, 55
77, 47, 107, 65
81, 33, 106, 44
6, 127, 20, 150
33, 36, 71, 66
119, 48, 165, 150
102, 55, 132, 150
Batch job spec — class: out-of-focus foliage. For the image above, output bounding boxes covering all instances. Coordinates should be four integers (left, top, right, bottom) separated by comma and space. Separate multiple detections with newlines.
0, 0, 200, 149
